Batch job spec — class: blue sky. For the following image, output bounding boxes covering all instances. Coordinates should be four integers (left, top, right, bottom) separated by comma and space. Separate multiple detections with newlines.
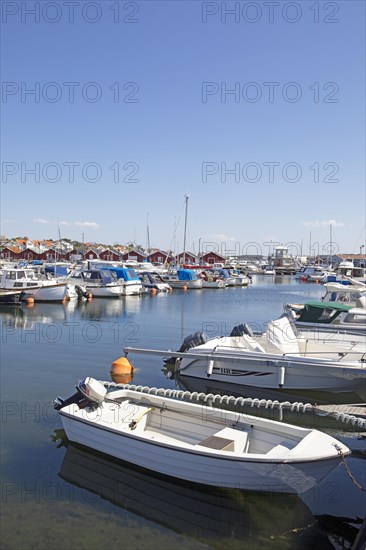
1, 0, 365, 257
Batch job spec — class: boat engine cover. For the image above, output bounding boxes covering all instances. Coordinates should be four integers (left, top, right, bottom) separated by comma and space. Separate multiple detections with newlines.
77, 377, 107, 404
178, 331, 208, 353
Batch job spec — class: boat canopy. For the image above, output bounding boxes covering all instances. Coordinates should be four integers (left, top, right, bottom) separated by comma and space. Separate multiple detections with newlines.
297, 301, 352, 324
82, 270, 117, 284
177, 269, 198, 281
45, 265, 68, 276
106, 267, 140, 281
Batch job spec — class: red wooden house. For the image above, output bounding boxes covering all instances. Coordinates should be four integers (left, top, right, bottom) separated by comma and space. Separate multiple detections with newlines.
99, 248, 120, 262
176, 252, 199, 265
0, 246, 21, 260
120, 249, 147, 262
148, 249, 173, 264
200, 252, 226, 265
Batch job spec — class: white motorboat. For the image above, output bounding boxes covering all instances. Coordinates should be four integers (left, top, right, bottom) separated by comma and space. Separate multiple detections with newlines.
0, 267, 71, 302
68, 269, 123, 298
163, 268, 203, 289
199, 270, 226, 288
54, 377, 350, 495
295, 266, 330, 282
286, 281, 366, 317
327, 259, 366, 285
125, 317, 366, 393
105, 266, 144, 296
139, 271, 172, 292
284, 300, 366, 338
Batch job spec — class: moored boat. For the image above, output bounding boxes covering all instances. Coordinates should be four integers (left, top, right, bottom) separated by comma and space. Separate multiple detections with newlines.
139, 271, 172, 292
68, 269, 123, 298
284, 300, 366, 337
0, 288, 23, 305
125, 317, 366, 394
0, 267, 70, 303
54, 377, 351, 495
163, 268, 203, 289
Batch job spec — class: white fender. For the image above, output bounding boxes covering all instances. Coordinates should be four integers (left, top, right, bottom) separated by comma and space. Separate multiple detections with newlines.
278, 366, 286, 388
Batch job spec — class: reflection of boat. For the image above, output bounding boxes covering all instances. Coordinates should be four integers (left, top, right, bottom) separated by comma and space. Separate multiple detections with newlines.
54, 378, 350, 495
57, 441, 333, 547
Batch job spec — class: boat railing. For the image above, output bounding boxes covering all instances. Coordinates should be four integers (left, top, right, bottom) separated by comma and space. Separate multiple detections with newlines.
124, 346, 365, 364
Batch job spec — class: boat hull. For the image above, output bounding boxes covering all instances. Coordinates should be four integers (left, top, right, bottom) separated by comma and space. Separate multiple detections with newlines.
21, 283, 68, 302
178, 353, 366, 393
121, 282, 143, 296
57, 386, 350, 496
60, 412, 340, 495
0, 290, 23, 305
167, 279, 203, 289
86, 285, 123, 298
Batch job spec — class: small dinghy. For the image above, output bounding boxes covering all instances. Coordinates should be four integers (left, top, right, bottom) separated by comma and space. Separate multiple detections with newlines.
54, 377, 350, 494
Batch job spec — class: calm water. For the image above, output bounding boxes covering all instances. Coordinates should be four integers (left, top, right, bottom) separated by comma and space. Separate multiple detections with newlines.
1, 276, 365, 550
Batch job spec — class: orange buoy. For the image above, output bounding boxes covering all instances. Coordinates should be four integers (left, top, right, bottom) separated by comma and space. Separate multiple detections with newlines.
111, 356, 134, 376
182, 285, 187, 291
87, 293, 93, 300
150, 288, 157, 295
25, 296, 34, 305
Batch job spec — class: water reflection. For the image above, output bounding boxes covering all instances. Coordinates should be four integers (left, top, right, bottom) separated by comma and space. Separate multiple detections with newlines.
73, 295, 144, 320
56, 438, 333, 550
0, 303, 68, 330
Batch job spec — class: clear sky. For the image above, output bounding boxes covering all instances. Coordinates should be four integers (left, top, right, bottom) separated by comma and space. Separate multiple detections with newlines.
1, 0, 365, 258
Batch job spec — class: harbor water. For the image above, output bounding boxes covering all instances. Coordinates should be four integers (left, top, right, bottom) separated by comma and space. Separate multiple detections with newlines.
1, 276, 365, 549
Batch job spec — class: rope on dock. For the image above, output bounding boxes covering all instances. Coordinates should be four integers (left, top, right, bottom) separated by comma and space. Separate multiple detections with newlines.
99, 381, 366, 429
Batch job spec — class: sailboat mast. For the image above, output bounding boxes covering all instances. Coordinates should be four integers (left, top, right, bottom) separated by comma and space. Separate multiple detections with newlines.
183, 195, 189, 266
146, 212, 150, 258
329, 223, 333, 268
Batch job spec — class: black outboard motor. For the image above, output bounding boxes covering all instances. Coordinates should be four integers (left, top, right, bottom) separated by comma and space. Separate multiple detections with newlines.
54, 377, 107, 411
230, 324, 254, 338
164, 331, 208, 365
75, 285, 89, 299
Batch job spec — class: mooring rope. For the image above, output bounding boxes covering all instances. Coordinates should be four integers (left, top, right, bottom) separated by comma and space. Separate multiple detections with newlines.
99, 381, 366, 429
336, 446, 366, 492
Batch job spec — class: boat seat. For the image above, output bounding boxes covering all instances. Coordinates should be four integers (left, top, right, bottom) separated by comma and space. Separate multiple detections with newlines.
198, 427, 249, 452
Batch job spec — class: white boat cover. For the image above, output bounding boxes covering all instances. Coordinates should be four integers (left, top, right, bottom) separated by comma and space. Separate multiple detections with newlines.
266, 317, 300, 354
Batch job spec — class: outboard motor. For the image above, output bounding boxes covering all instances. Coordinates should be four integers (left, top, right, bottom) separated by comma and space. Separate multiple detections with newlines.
230, 324, 254, 338
164, 331, 208, 365
75, 285, 89, 299
53, 377, 107, 411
